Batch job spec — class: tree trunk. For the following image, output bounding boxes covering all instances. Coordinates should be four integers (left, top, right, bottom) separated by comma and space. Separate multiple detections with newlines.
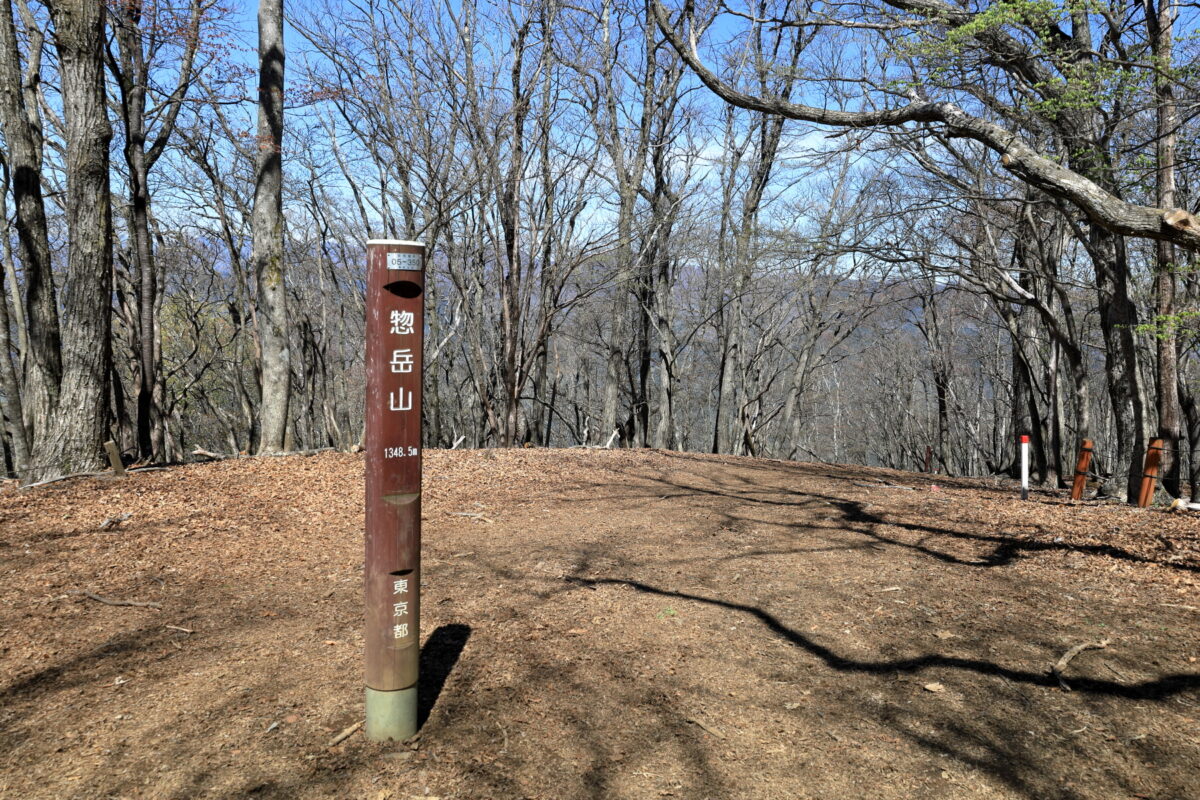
933, 364, 951, 474
110, 0, 200, 463
1091, 231, 1147, 501
602, 206, 634, 446
29, 0, 113, 481
1046, 339, 1066, 486
1181, 372, 1200, 502
0, 0, 59, 452
1146, 0, 1181, 497
0, 217, 28, 473
253, 0, 290, 453
1009, 328, 1033, 476
654, 254, 678, 450
633, 265, 652, 448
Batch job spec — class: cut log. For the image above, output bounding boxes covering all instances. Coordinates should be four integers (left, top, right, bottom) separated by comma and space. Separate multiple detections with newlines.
1165, 208, 1197, 230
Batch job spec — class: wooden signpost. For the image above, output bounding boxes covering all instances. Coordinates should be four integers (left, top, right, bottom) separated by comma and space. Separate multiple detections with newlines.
1070, 439, 1093, 501
104, 440, 125, 478
364, 240, 426, 741
1137, 438, 1164, 509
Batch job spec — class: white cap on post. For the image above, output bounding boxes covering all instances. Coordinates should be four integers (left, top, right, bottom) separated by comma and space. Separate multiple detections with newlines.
366, 239, 425, 247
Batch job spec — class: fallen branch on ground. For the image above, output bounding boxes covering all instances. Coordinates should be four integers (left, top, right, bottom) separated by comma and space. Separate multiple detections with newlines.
19, 470, 109, 490
99, 512, 132, 531
19, 464, 172, 491
328, 720, 363, 746
71, 590, 162, 610
192, 446, 335, 461
685, 717, 726, 739
1051, 639, 1110, 690
449, 511, 494, 523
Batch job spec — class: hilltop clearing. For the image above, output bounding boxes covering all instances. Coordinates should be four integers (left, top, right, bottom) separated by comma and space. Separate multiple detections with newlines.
1, 449, 1197, 799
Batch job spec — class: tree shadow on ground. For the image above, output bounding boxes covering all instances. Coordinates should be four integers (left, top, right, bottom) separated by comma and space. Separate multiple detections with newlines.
562, 575, 1200, 700
598, 466, 1199, 574
0, 625, 165, 714
648, 449, 1019, 497
825, 496, 1200, 573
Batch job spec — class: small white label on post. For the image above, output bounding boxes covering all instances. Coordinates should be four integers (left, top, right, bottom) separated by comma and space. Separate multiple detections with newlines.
387, 252, 421, 271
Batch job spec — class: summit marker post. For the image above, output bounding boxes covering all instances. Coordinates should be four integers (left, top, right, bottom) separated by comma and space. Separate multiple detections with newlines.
364, 239, 426, 741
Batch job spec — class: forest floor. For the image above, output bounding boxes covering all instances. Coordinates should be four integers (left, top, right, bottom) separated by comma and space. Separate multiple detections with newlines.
1, 449, 1198, 800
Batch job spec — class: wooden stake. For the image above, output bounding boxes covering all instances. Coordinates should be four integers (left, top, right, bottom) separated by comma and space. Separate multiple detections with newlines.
1137, 438, 1164, 508
104, 440, 125, 477
1070, 439, 1093, 501
1019, 434, 1030, 500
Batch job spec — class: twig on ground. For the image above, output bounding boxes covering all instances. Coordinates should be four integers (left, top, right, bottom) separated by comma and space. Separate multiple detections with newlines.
450, 511, 494, 523
165, 625, 193, 634
191, 447, 334, 462
1051, 639, 1110, 690
685, 717, 726, 739
328, 720, 363, 746
19, 471, 108, 490
71, 590, 161, 610
998, 674, 1035, 707
99, 512, 131, 531
1103, 661, 1131, 682
1159, 603, 1198, 612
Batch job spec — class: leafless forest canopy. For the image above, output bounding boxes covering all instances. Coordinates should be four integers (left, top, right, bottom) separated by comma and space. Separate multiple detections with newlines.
1, 0, 1199, 502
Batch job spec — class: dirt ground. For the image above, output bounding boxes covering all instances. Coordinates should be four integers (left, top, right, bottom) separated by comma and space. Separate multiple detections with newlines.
1, 449, 1198, 800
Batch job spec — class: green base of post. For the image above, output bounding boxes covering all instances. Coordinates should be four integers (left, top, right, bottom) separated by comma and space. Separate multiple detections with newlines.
365, 686, 418, 741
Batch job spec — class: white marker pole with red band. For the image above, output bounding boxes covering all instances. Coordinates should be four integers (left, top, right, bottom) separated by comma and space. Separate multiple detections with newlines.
1020, 434, 1030, 501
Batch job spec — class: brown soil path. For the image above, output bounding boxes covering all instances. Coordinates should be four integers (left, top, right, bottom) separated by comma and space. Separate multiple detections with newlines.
1, 449, 1198, 799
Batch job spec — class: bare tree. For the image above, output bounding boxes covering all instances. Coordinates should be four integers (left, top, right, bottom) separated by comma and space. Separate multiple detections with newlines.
0, 0, 58, 460
106, 0, 209, 462
253, 0, 290, 452
0, 167, 28, 471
